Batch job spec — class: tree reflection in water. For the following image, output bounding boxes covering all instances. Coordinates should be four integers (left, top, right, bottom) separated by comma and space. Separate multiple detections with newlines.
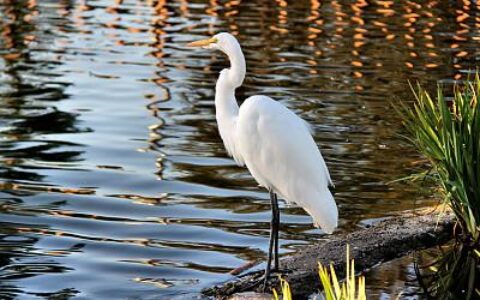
0, 1, 84, 298
416, 242, 480, 299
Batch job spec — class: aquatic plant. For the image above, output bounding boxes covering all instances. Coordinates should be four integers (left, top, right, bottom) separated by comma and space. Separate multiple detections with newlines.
272, 277, 292, 300
398, 73, 480, 242
273, 245, 366, 300
398, 73, 480, 299
318, 245, 366, 300
416, 242, 480, 299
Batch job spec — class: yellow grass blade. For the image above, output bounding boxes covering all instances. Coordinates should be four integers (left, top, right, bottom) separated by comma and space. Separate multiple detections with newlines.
330, 264, 341, 297
272, 287, 279, 300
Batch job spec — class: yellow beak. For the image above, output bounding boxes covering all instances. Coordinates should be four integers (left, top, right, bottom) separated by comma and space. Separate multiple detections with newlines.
186, 37, 218, 47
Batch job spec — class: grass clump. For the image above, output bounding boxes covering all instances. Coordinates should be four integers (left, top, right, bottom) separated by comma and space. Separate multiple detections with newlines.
318, 245, 366, 300
416, 241, 480, 299
272, 277, 292, 300
398, 73, 480, 242
273, 245, 366, 300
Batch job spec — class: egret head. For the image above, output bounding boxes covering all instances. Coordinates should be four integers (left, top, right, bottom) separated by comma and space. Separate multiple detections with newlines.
187, 32, 245, 88
187, 32, 240, 55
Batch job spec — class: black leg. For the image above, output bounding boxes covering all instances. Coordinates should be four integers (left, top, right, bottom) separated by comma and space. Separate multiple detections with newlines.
273, 192, 280, 271
263, 191, 277, 290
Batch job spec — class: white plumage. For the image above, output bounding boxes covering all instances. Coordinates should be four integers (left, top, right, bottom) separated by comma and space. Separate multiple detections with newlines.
188, 32, 338, 259
237, 95, 337, 233
188, 31, 338, 285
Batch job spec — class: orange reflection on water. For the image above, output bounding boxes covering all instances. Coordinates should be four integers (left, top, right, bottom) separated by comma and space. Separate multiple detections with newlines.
307, 0, 322, 49
206, 0, 219, 35
224, 0, 240, 35
0, 0, 38, 61
269, 0, 288, 34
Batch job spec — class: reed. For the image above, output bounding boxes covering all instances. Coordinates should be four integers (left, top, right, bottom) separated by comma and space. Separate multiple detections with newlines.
318, 245, 366, 300
272, 277, 292, 300
416, 242, 480, 299
397, 73, 480, 242
273, 245, 366, 300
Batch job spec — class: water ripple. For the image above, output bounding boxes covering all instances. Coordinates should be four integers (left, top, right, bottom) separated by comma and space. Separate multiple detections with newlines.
0, 0, 478, 298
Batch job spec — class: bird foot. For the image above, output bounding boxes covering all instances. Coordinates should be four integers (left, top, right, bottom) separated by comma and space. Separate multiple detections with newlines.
236, 269, 291, 293
235, 273, 263, 293
271, 267, 291, 275
260, 268, 291, 292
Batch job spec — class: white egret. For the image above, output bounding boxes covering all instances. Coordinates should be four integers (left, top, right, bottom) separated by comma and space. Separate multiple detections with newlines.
187, 32, 338, 287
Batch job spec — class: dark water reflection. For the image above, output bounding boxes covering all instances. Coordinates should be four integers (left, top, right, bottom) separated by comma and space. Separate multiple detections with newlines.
364, 251, 425, 299
365, 243, 480, 300
0, 0, 478, 298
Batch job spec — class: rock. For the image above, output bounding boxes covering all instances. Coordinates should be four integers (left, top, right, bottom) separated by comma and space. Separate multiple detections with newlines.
203, 209, 455, 299
228, 292, 272, 300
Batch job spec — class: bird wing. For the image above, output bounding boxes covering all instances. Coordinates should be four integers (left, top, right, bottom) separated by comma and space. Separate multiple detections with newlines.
236, 95, 337, 233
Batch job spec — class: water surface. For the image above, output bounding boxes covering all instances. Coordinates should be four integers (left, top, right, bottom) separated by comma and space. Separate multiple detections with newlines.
0, 0, 479, 298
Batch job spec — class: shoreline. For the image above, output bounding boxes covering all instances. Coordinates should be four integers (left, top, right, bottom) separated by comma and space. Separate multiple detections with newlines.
203, 209, 455, 299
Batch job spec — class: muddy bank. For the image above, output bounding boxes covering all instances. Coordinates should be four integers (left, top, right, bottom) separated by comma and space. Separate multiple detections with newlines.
203, 210, 455, 299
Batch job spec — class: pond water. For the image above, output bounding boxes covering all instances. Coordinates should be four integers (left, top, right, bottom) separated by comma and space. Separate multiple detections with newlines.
0, 0, 478, 299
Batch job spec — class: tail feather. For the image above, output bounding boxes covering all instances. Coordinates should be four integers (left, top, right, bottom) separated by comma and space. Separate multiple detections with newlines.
302, 188, 338, 234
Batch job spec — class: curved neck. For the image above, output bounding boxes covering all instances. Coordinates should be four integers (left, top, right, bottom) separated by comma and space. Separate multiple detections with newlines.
214, 43, 246, 156
225, 46, 246, 89
215, 44, 246, 119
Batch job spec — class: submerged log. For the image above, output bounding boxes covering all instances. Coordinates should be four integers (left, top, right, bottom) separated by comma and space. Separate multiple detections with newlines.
203, 210, 455, 299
